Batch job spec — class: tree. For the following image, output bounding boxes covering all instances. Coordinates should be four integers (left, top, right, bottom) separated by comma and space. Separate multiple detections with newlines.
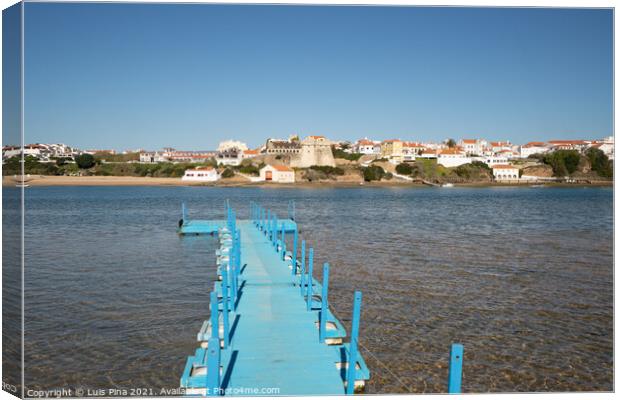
221, 168, 235, 178
75, 153, 95, 169
446, 139, 456, 148
585, 148, 613, 178
395, 163, 413, 175
543, 150, 580, 177
363, 165, 385, 181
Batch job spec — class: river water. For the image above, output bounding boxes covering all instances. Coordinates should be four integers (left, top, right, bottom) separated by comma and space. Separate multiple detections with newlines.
2, 186, 613, 394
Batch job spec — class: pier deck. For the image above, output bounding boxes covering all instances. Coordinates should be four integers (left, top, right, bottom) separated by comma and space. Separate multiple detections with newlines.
179, 202, 369, 396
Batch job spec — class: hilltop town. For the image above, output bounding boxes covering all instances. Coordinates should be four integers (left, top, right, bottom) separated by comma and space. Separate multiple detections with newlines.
2, 135, 614, 186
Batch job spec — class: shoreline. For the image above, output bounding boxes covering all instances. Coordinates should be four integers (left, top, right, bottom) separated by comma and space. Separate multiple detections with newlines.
2, 175, 613, 188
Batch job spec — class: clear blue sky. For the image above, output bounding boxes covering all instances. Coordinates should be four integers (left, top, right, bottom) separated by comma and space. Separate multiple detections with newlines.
21, 3, 612, 151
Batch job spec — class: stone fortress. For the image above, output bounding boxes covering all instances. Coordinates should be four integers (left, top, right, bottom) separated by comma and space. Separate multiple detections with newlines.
264, 135, 335, 168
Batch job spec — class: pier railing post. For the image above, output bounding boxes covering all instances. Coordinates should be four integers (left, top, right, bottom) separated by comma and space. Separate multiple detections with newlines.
306, 248, 314, 311
210, 291, 219, 341
292, 227, 298, 276
448, 343, 464, 394
300, 241, 306, 294
346, 291, 362, 395
221, 267, 230, 348
273, 214, 277, 247
267, 210, 271, 237
320, 263, 329, 343
182, 202, 188, 224
206, 337, 221, 397
281, 224, 286, 260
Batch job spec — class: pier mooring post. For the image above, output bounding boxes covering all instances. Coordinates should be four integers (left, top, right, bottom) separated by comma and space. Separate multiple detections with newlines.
319, 263, 329, 342
288, 200, 296, 221
306, 248, 314, 311
346, 291, 362, 395
448, 343, 463, 394
206, 337, 221, 396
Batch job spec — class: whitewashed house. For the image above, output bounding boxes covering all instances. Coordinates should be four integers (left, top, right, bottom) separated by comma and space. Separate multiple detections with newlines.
519, 142, 550, 158
437, 149, 470, 167
354, 139, 380, 155
259, 164, 295, 183
481, 156, 509, 167
492, 165, 520, 181
182, 166, 219, 182
459, 139, 487, 156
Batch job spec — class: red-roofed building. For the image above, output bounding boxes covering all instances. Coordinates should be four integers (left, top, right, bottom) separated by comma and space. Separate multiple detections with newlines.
492, 164, 519, 181
260, 164, 295, 183
458, 138, 488, 156
353, 138, 380, 155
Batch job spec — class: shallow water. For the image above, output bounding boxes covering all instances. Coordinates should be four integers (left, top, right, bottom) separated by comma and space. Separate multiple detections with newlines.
3, 186, 613, 394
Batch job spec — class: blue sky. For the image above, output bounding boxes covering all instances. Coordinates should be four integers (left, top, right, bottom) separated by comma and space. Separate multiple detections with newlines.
20, 4, 613, 150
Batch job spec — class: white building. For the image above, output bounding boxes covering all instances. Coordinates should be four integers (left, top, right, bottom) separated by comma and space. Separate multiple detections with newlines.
402, 142, 425, 162
140, 151, 168, 163
437, 149, 470, 167
259, 164, 295, 183
519, 142, 550, 158
181, 166, 219, 182
459, 139, 487, 156
492, 164, 520, 181
480, 156, 509, 167
417, 149, 437, 159
217, 140, 248, 152
354, 139, 380, 155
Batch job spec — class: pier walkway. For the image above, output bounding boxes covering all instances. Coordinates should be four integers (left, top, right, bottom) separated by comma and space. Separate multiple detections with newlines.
178, 202, 370, 396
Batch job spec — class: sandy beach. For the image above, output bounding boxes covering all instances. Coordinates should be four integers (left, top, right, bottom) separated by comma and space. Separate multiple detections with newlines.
2, 175, 612, 188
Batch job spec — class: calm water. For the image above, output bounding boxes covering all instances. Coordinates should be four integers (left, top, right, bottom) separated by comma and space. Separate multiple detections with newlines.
4, 186, 614, 394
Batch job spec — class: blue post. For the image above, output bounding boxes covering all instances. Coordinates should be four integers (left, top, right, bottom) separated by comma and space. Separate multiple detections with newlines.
306, 248, 314, 311
181, 202, 188, 223
210, 291, 219, 341
320, 263, 329, 343
206, 337, 220, 396
271, 213, 278, 246
221, 267, 230, 348
281, 224, 286, 259
292, 227, 298, 276
448, 343, 464, 394
346, 291, 362, 395
300, 240, 306, 294
267, 210, 271, 236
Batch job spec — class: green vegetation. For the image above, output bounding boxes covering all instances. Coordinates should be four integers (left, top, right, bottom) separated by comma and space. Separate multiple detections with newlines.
221, 168, 235, 178
237, 165, 260, 176
2, 156, 60, 176
93, 152, 140, 163
453, 161, 492, 180
542, 150, 581, 177
363, 165, 386, 181
75, 154, 96, 169
332, 148, 363, 161
303, 165, 345, 181
395, 163, 413, 175
371, 158, 388, 163
309, 165, 344, 175
446, 139, 456, 148
585, 148, 613, 178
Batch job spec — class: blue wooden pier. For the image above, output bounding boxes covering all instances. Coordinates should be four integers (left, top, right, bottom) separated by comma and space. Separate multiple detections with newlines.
177, 201, 464, 396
